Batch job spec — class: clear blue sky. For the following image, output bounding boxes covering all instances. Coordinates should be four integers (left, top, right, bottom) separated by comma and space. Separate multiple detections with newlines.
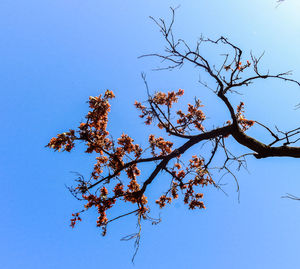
1, 0, 300, 268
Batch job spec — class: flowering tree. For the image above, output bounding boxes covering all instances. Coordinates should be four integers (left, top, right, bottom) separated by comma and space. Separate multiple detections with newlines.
47, 8, 299, 258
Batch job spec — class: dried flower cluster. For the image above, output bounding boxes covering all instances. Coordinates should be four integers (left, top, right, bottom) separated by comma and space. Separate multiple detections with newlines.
47, 89, 223, 236
176, 101, 206, 133
224, 60, 251, 72
155, 155, 214, 210
47, 11, 300, 258
236, 102, 255, 131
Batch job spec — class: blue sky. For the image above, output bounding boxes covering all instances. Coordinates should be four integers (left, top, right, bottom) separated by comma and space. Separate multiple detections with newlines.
1, 0, 300, 268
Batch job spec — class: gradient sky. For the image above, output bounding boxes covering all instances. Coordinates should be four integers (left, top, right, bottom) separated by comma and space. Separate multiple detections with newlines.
1, 0, 300, 268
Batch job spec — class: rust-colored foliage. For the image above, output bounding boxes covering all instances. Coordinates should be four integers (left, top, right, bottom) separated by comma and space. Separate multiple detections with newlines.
47, 88, 233, 235
47, 10, 300, 259
236, 102, 255, 131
